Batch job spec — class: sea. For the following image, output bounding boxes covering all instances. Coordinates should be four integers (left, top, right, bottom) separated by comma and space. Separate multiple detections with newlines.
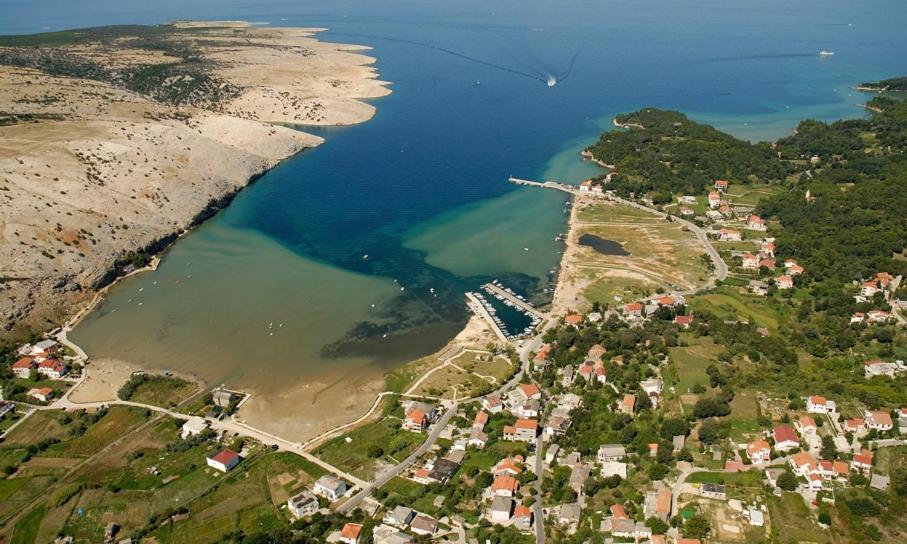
3, 0, 905, 432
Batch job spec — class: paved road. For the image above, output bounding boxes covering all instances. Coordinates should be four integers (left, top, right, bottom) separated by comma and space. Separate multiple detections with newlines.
533, 433, 546, 544
339, 403, 458, 514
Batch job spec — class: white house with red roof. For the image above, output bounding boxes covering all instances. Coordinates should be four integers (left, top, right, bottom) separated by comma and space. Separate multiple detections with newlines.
403, 408, 429, 433
789, 451, 818, 477
483, 395, 504, 414
674, 314, 694, 328
796, 415, 817, 437
773, 425, 799, 452
741, 253, 759, 270
861, 281, 879, 297
28, 387, 54, 403
618, 394, 636, 415
806, 395, 835, 414
206, 449, 241, 473
516, 383, 542, 402
708, 191, 721, 209
503, 419, 538, 442
761, 240, 776, 257
867, 310, 891, 323
776, 275, 794, 290
339, 523, 362, 544
864, 359, 898, 379
37, 359, 68, 379
714, 179, 729, 191
852, 449, 873, 475
851, 312, 866, 324
718, 228, 742, 242
12, 357, 36, 379
864, 410, 893, 432
747, 439, 771, 464
624, 302, 643, 317
747, 215, 767, 231
491, 475, 520, 498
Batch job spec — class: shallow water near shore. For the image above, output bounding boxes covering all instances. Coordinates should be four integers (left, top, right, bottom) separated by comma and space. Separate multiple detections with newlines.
9, 0, 904, 439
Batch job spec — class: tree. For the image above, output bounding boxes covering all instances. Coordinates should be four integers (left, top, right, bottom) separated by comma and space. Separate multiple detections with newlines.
660, 418, 690, 440
646, 516, 669, 535
366, 444, 384, 458
820, 435, 837, 460
777, 471, 798, 491
893, 468, 907, 496
683, 513, 711, 539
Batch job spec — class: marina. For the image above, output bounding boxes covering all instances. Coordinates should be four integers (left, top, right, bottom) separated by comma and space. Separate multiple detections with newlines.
465, 281, 545, 344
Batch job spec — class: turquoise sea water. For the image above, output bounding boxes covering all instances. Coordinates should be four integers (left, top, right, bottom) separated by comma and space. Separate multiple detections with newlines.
4, 1, 906, 413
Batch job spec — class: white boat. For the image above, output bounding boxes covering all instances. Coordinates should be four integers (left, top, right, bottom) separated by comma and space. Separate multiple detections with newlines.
819, 50, 835, 56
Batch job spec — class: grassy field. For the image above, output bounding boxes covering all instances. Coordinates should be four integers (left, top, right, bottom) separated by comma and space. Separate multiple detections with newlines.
125, 376, 198, 408
690, 287, 784, 330
767, 492, 830, 543
572, 200, 710, 306
315, 415, 424, 480
669, 336, 724, 395
45, 406, 149, 457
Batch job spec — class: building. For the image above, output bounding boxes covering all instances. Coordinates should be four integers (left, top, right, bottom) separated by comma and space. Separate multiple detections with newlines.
776, 275, 794, 290
845, 417, 865, 433
403, 408, 429, 433
493, 456, 524, 477
37, 359, 67, 379
864, 359, 897, 379
714, 179, 729, 191
644, 488, 672, 523
741, 253, 759, 270
806, 395, 835, 414
12, 357, 36, 379
428, 458, 460, 484
473, 410, 489, 430
796, 415, 817, 436
489, 496, 513, 523
600, 461, 628, 479
503, 418, 538, 442
492, 475, 520, 497
410, 515, 438, 536
313, 475, 347, 501
383, 506, 415, 528
206, 449, 240, 473
483, 395, 504, 414
718, 228, 742, 242
624, 302, 643, 317
516, 382, 542, 402
747, 439, 771, 464
598, 444, 627, 462
28, 387, 54, 403
287, 490, 319, 518
339, 523, 362, 544
674, 314, 694, 328
212, 389, 236, 408
708, 191, 721, 209
852, 449, 874, 474
373, 525, 415, 544
865, 410, 893, 432
514, 505, 533, 531
747, 215, 767, 231
773, 425, 799, 452
180, 417, 208, 439
861, 281, 879, 297
618, 394, 636, 415
789, 451, 818, 477
701, 483, 726, 499
564, 314, 583, 327
749, 280, 769, 296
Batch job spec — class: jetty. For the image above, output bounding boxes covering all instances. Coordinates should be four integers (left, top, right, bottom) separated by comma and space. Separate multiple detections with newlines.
508, 176, 582, 196
466, 292, 509, 343
482, 282, 546, 320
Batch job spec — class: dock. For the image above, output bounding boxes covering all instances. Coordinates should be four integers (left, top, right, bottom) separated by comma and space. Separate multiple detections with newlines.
466, 292, 509, 343
508, 176, 581, 195
482, 282, 546, 320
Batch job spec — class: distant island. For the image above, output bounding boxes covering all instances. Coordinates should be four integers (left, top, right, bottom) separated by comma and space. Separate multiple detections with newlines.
0, 22, 389, 341
857, 76, 907, 92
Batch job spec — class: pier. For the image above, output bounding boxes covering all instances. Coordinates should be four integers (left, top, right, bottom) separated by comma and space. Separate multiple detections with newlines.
466, 292, 509, 343
508, 176, 581, 195
482, 282, 547, 320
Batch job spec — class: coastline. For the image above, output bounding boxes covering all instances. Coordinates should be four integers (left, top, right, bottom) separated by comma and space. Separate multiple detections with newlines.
0, 22, 391, 341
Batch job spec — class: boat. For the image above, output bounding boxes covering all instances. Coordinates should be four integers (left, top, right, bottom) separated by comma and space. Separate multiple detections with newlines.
818, 50, 835, 56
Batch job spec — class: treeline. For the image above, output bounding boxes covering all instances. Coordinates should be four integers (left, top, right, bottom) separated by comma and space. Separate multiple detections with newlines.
586, 108, 788, 200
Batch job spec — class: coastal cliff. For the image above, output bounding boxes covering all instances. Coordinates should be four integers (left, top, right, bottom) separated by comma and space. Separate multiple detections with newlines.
0, 22, 390, 340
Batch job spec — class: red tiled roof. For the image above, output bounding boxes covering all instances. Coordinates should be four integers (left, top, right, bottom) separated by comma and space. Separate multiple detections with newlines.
514, 505, 532, 518
515, 418, 538, 430
867, 411, 893, 427
564, 314, 582, 325
791, 452, 817, 469
809, 395, 826, 405
610, 504, 628, 519
13, 357, 34, 369
474, 411, 489, 426
625, 302, 643, 312
674, 315, 694, 325
747, 439, 770, 455
407, 408, 427, 425
210, 449, 239, 465
773, 425, 798, 444
799, 415, 816, 428
493, 475, 519, 493
518, 383, 540, 398
340, 523, 362, 540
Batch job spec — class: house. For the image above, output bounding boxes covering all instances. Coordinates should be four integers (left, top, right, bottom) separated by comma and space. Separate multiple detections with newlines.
557, 503, 581, 526
618, 394, 636, 415
569, 463, 592, 492
483, 395, 504, 413
468, 428, 488, 448
624, 302, 643, 317
701, 483, 726, 499
747, 439, 772, 464
759, 258, 777, 270
516, 383, 541, 402
787, 263, 805, 276
853, 449, 874, 474
544, 415, 570, 438
864, 359, 897, 379
0, 402, 14, 418
807, 395, 835, 414
212, 389, 236, 408
313, 475, 347, 501
789, 451, 818, 477
641, 378, 664, 408
714, 179, 729, 191
28, 387, 54, 403
851, 312, 866, 324
776, 275, 794, 290
749, 280, 769, 296
410, 515, 438, 536
37, 359, 67, 379
383, 506, 415, 528
600, 461, 628, 479
579, 179, 593, 192
796, 415, 817, 436
534, 344, 551, 367
867, 310, 891, 323
473, 410, 489, 430
680, 195, 698, 205
514, 505, 533, 531
518, 399, 540, 418
403, 408, 429, 433
577, 362, 594, 382
30, 339, 59, 356
493, 456, 524, 477
12, 357, 36, 379
865, 410, 893, 432
489, 496, 514, 523
741, 253, 759, 270
861, 281, 879, 297
339, 523, 362, 544
545, 444, 561, 465
206, 449, 240, 473
673, 434, 686, 452
561, 365, 575, 387
718, 228, 742, 242
412, 468, 432, 485
287, 490, 319, 519
644, 488, 672, 523
765, 467, 787, 488
598, 444, 627, 462
773, 425, 799, 452
674, 314, 694, 328
761, 240, 776, 257
428, 458, 460, 484
373, 525, 415, 544
845, 417, 865, 433
503, 419, 538, 442
680, 206, 695, 216
747, 215, 767, 231
833, 461, 849, 481
656, 295, 677, 307
564, 314, 583, 327
180, 417, 208, 439
492, 475, 520, 497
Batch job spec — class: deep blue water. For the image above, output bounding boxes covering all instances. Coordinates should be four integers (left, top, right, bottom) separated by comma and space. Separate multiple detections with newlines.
5, 0, 907, 387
